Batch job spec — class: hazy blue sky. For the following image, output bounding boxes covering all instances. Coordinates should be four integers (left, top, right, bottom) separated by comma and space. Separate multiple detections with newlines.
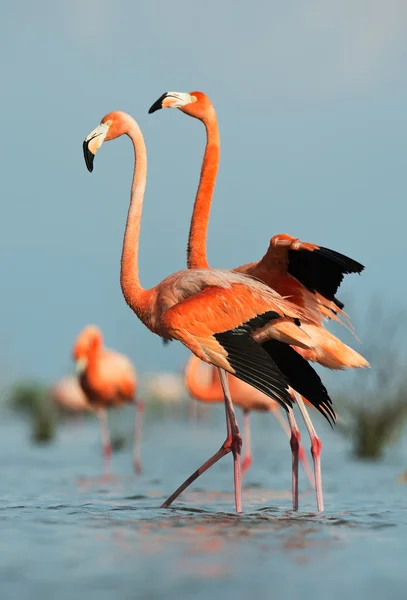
1, 0, 407, 385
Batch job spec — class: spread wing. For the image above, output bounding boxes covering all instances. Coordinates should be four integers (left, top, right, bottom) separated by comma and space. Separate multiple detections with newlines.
266, 234, 364, 305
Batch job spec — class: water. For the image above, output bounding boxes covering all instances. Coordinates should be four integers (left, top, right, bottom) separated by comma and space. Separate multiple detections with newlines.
1, 412, 406, 600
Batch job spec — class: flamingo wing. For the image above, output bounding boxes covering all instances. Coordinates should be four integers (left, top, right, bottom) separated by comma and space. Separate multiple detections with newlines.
162, 283, 333, 414
268, 234, 364, 307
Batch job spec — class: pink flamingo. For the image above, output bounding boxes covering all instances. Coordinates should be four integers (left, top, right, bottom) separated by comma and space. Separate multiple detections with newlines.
72, 325, 144, 473
148, 91, 369, 511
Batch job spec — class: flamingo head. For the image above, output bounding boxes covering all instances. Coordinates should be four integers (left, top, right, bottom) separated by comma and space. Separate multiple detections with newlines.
72, 325, 103, 373
83, 111, 133, 172
148, 91, 212, 120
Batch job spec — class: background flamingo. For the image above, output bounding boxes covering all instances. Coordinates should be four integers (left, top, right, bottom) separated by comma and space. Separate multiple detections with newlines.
72, 325, 144, 473
50, 374, 115, 462
82, 110, 335, 513
149, 91, 369, 511
185, 354, 314, 486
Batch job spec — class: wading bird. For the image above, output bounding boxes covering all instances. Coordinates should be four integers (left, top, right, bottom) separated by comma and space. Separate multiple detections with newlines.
185, 354, 314, 486
82, 110, 335, 513
51, 374, 116, 461
149, 91, 369, 511
72, 325, 143, 472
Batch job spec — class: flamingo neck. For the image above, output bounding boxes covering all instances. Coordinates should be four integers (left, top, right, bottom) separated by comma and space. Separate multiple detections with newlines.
187, 107, 220, 270
184, 357, 223, 402
86, 336, 103, 370
120, 119, 151, 320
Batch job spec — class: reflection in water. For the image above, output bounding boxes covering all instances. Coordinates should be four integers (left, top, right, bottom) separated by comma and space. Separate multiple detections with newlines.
92, 489, 342, 577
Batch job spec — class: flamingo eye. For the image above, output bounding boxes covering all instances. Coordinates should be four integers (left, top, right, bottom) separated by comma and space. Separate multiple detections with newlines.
104, 120, 112, 126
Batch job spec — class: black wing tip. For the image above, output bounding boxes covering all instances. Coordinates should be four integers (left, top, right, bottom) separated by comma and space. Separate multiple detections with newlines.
287, 245, 364, 303
333, 297, 345, 310
316, 247, 365, 275
261, 339, 336, 427
148, 92, 168, 114
82, 140, 94, 173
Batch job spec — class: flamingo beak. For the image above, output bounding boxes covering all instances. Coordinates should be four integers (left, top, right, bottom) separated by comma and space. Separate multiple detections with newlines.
83, 123, 110, 172
75, 357, 88, 374
148, 92, 194, 114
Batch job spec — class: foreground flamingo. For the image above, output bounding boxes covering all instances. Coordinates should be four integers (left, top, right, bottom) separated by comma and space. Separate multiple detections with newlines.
82, 110, 335, 513
185, 355, 314, 485
51, 374, 116, 463
149, 91, 369, 510
72, 325, 144, 472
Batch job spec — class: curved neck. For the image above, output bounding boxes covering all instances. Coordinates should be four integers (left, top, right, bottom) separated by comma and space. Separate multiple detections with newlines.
187, 107, 220, 269
184, 356, 223, 402
120, 120, 150, 318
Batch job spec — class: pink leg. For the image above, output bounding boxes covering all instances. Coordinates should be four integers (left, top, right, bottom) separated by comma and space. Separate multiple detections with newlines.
161, 368, 242, 513
97, 409, 112, 462
133, 400, 144, 474
273, 408, 315, 488
293, 391, 324, 512
286, 407, 300, 510
219, 369, 242, 513
241, 410, 252, 476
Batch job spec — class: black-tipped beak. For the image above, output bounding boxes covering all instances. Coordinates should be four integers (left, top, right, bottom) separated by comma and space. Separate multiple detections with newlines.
148, 93, 168, 114
83, 140, 95, 173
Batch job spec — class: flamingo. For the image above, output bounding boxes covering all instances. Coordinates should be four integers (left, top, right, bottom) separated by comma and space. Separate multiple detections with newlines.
72, 325, 144, 473
82, 110, 336, 513
50, 374, 115, 463
148, 91, 369, 511
185, 354, 315, 485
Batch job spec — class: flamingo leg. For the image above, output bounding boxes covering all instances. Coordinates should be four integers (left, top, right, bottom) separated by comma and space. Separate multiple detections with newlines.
241, 409, 252, 476
293, 391, 324, 512
161, 368, 242, 513
272, 407, 315, 488
97, 408, 112, 462
286, 407, 300, 510
133, 400, 144, 474
219, 369, 243, 512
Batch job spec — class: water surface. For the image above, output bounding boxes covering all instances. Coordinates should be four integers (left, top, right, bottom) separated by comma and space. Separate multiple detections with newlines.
1, 413, 406, 600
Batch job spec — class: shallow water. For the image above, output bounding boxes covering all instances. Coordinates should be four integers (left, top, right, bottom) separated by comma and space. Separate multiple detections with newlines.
1, 412, 406, 600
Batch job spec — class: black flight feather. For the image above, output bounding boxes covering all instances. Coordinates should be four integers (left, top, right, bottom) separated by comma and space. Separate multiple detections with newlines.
261, 339, 336, 427
287, 246, 364, 307
214, 310, 293, 410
